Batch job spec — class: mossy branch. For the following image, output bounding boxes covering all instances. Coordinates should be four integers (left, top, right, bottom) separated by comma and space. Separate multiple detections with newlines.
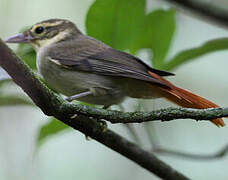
59, 104, 228, 124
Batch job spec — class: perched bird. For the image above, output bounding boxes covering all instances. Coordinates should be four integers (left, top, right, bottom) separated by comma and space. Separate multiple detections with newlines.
5, 19, 225, 127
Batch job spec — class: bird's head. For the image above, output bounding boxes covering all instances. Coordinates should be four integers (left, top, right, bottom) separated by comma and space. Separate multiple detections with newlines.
5, 19, 81, 51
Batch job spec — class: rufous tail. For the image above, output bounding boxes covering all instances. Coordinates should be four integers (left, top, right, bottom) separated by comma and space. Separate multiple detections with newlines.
148, 71, 225, 127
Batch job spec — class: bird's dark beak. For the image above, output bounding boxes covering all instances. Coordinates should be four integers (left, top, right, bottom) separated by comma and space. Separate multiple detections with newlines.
5, 33, 33, 43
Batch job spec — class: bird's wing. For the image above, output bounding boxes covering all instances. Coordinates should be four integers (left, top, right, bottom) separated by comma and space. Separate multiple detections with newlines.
48, 37, 174, 88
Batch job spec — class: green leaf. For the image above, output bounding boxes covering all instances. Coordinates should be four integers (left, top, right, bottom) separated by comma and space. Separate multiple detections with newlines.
37, 117, 70, 145
86, 0, 146, 51
16, 43, 36, 70
13, 26, 37, 70
0, 79, 33, 107
0, 78, 12, 88
86, 1, 176, 68
0, 94, 33, 106
163, 37, 228, 71
132, 9, 176, 68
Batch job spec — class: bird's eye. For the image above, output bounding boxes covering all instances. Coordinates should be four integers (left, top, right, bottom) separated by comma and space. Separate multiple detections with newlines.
35, 26, 44, 34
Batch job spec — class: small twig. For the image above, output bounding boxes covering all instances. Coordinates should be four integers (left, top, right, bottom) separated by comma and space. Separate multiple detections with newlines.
162, 0, 228, 29
153, 144, 228, 160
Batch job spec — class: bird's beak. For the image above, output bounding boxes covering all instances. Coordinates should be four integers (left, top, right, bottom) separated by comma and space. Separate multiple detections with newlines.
5, 33, 33, 43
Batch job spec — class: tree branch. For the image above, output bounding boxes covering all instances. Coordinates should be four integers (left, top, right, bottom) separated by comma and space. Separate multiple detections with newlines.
0, 40, 189, 179
162, 0, 228, 28
59, 104, 228, 124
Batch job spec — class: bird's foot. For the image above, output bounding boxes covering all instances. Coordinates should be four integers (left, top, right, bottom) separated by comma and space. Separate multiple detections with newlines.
97, 119, 108, 132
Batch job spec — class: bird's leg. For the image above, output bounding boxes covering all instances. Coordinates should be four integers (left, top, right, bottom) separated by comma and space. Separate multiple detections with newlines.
67, 90, 108, 134
66, 91, 92, 102
68, 91, 93, 140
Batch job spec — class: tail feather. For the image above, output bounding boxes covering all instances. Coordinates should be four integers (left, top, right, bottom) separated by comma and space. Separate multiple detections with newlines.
148, 71, 225, 127
162, 86, 225, 127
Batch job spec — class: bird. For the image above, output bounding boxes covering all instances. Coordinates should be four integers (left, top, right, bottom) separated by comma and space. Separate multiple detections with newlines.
5, 19, 225, 127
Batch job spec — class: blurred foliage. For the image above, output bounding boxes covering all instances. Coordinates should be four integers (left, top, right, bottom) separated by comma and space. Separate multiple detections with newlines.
0, 78, 34, 107
132, 9, 176, 68
2, 0, 228, 146
16, 43, 36, 70
0, 79, 12, 88
164, 37, 228, 70
86, 0, 176, 68
38, 117, 70, 146
0, 94, 33, 106
37, 101, 97, 145
86, 0, 146, 51
16, 26, 37, 70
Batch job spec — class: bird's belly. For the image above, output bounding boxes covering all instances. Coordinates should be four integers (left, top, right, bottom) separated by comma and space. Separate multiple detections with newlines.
39, 61, 125, 106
